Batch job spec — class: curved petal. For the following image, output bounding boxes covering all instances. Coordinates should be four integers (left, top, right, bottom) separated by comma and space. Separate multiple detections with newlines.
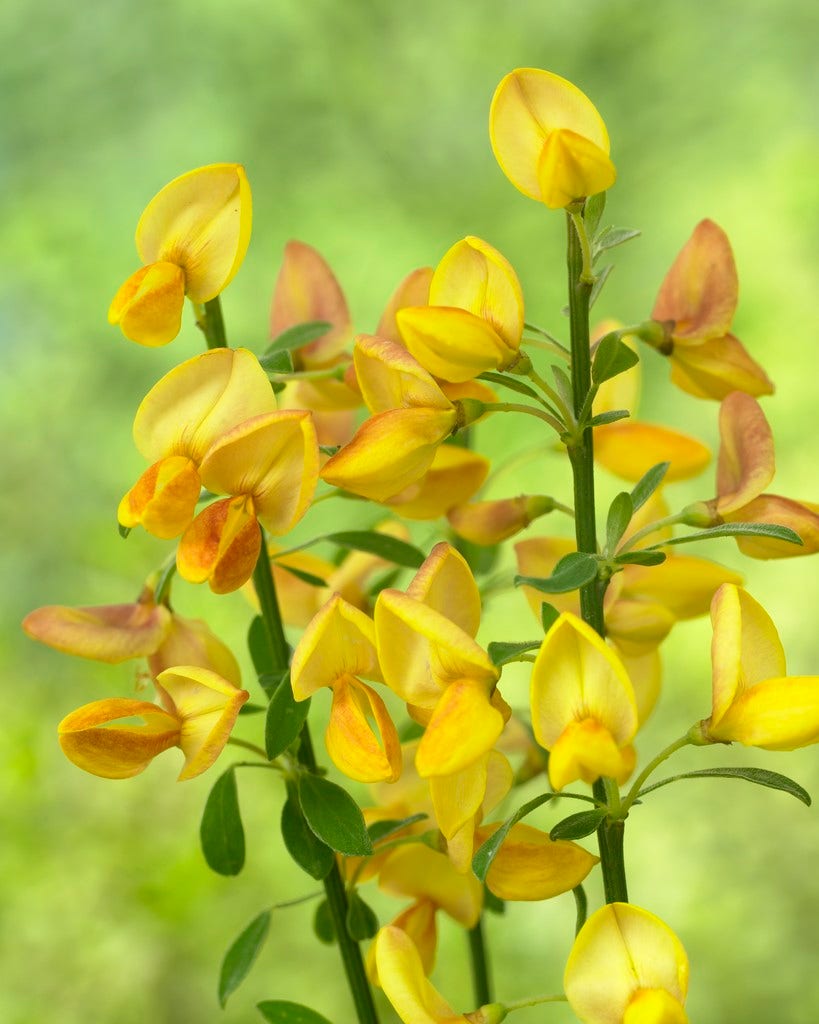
108, 262, 185, 347
669, 333, 773, 401
448, 495, 552, 546
291, 595, 381, 699
536, 127, 616, 209
406, 542, 482, 637
377, 267, 434, 344
708, 675, 819, 750
716, 392, 775, 514
397, 306, 512, 382
378, 846, 482, 928
477, 822, 597, 901
375, 926, 468, 1024
23, 601, 171, 664
176, 496, 261, 594
325, 676, 401, 782
620, 555, 743, 621
429, 754, 488, 839
118, 456, 201, 539
548, 717, 634, 790
415, 679, 505, 777
353, 333, 453, 414
730, 494, 819, 559
385, 445, 489, 520
594, 421, 711, 483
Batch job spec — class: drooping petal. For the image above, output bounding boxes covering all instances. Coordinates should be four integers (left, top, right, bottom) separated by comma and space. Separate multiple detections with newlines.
669, 333, 773, 401
23, 600, 171, 664
476, 821, 597, 901
375, 926, 469, 1024
448, 495, 553, 546
325, 675, 401, 783
291, 595, 381, 699
652, 219, 737, 343
619, 555, 743, 621
415, 678, 505, 777
385, 445, 489, 520
729, 495, 819, 558
176, 496, 261, 594
594, 421, 711, 483
378, 846, 482, 928
715, 392, 775, 514
536, 127, 616, 209
136, 163, 252, 302
565, 903, 689, 1024
148, 612, 242, 687
353, 334, 453, 414
118, 455, 201, 538
429, 754, 489, 839
397, 306, 513, 382
58, 698, 180, 779
108, 262, 185, 347
406, 542, 482, 638
377, 267, 434, 344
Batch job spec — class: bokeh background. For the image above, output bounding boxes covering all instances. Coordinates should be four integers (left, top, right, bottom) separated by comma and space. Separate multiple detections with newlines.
3, 0, 818, 1021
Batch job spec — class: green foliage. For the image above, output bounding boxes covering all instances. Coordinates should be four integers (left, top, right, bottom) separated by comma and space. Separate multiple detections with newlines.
280, 795, 335, 880
344, 891, 379, 941
264, 320, 332, 355
200, 769, 245, 876
297, 775, 373, 857
257, 1001, 334, 1024
605, 491, 634, 554
639, 767, 811, 806
549, 809, 608, 841
265, 677, 311, 760
219, 910, 271, 1007
515, 551, 600, 594
325, 531, 426, 568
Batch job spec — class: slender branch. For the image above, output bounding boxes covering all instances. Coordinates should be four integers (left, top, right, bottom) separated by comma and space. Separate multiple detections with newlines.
485, 401, 565, 434
195, 296, 228, 349
620, 734, 694, 814
467, 916, 493, 1006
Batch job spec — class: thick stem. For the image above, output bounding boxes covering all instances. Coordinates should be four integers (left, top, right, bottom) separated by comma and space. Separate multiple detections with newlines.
565, 208, 628, 904
467, 916, 493, 1006
196, 295, 228, 349
251, 536, 380, 1024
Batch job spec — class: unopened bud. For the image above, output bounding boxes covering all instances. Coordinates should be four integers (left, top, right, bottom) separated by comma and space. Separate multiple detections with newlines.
466, 1003, 508, 1024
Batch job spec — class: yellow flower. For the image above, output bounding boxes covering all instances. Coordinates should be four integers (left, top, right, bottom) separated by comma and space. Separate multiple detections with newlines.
109, 164, 251, 346
384, 445, 490, 521
564, 903, 689, 1024
489, 68, 616, 209
58, 666, 248, 781
697, 584, 819, 750
374, 926, 472, 1024
448, 495, 555, 545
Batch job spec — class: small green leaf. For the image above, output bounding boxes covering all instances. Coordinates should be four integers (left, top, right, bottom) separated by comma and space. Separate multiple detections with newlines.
218, 910, 271, 1007
592, 225, 641, 259
319, 444, 341, 457
639, 767, 811, 806
280, 795, 335, 880
540, 602, 560, 632
298, 775, 373, 856
367, 813, 428, 843
630, 462, 670, 512
264, 320, 332, 356
257, 1000, 334, 1024
592, 333, 640, 386
239, 702, 266, 716
248, 616, 276, 680
487, 640, 542, 667
647, 523, 803, 550
589, 263, 614, 308
325, 531, 425, 569
614, 550, 667, 567
345, 890, 379, 941
472, 792, 558, 881
118, 522, 131, 539
551, 366, 574, 410
273, 562, 328, 588
515, 551, 599, 595
606, 492, 634, 555
200, 769, 245, 876
313, 899, 335, 945
259, 349, 295, 374
589, 409, 630, 427
477, 371, 542, 402
265, 682, 311, 760
584, 191, 606, 236
549, 809, 607, 841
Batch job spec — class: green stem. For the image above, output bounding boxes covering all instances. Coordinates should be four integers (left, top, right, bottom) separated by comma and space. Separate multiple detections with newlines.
195, 295, 228, 349
467, 916, 493, 1006
620, 734, 694, 814
504, 993, 568, 1012
485, 401, 565, 434
251, 536, 380, 1024
565, 207, 628, 905
572, 884, 588, 935
617, 511, 689, 554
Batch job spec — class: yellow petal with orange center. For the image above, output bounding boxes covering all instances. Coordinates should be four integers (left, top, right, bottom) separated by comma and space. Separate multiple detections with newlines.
385, 445, 489, 520
536, 127, 616, 209
58, 698, 180, 779
136, 163, 251, 303
415, 678, 504, 777
108, 262, 185, 347
118, 455, 201, 539
397, 306, 513, 382
716, 392, 775, 514
477, 821, 597, 901
176, 496, 261, 594
291, 595, 381, 699
669, 333, 773, 401
594, 421, 710, 483
23, 601, 171, 664
353, 334, 453, 414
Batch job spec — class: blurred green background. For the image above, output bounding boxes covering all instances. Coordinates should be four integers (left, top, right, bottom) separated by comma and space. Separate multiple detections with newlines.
3, 0, 818, 1021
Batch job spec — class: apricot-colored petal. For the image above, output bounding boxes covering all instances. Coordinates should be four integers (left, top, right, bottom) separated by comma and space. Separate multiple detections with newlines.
375, 926, 468, 1024
133, 347, 276, 463
652, 219, 737, 342
58, 698, 180, 779
321, 407, 456, 502
620, 555, 743, 621
377, 267, 434, 344
324, 676, 401, 783
378, 846, 482, 928
136, 163, 251, 302
531, 613, 638, 751
291, 595, 381, 699
177, 497, 261, 594
594, 421, 711, 483
415, 679, 504, 777
448, 494, 552, 546
537, 128, 616, 209
269, 240, 352, 366
490, 68, 610, 202
23, 601, 171, 664
118, 456, 201, 539
729, 494, 819, 559
397, 306, 512, 382
148, 613, 241, 687
385, 445, 489, 520
565, 903, 689, 1024
353, 334, 453, 414
406, 542, 481, 637
716, 392, 775, 514
430, 236, 524, 349
109, 262, 186, 347
477, 821, 597, 901
669, 333, 774, 401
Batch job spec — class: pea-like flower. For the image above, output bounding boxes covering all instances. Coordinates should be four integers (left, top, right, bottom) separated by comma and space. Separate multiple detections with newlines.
109, 164, 251, 346
489, 68, 616, 209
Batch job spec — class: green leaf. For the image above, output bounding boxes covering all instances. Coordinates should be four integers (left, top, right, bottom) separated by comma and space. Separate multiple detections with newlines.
589, 409, 630, 427
584, 191, 606, 236
264, 320, 332, 356
589, 263, 614, 309
549, 809, 607, 841
274, 563, 328, 588
639, 767, 811, 806
551, 366, 574, 410
259, 349, 295, 374
592, 225, 641, 259
265, 680, 311, 760
200, 769, 245, 876
614, 550, 667, 567
487, 640, 542, 667
606, 491, 634, 554
280, 795, 335, 880
540, 602, 560, 632
591, 333, 639, 386
313, 899, 335, 945
238, 702, 266, 716
515, 552, 599, 595
472, 792, 558, 881
257, 1000, 334, 1024
298, 775, 373, 856
248, 616, 276, 681
118, 522, 131, 539
345, 890, 379, 941
630, 462, 670, 512
218, 910, 271, 1007
646, 522, 803, 550
319, 444, 341, 457
477, 371, 542, 402
367, 813, 428, 843
325, 530, 425, 569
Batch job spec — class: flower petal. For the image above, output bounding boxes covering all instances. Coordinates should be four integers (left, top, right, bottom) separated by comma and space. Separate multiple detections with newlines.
291, 594, 381, 699
594, 421, 711, 483
477, 821, 597, 901
406, 542, 482, 637
397, 306, 512, 382
415, 679, 505, 777
669, 333, 773, 401
716, 392, 775, 514
353, 334, 453, 414
325, 676, 401, 783
376, 267, 434, 344
385, 445, 489, 520
536, 127, 616, 209
730, 495, 819, 558
378, 846, 482, 928
375, 926, 467, 1024
118, 456, 201, 538
23, 601, 171, 664
176, 496, 261, 594
108, 262, 185, 347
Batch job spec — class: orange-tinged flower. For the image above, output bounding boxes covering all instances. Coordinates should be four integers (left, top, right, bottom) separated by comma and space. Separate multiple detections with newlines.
697, 584, 819, 750
291, 595, 400, 783
490, 68, 615, 209
530, 613, 638, 790
59, 666, 248, 781
448, 494, 555, 545
119, 347, 277, 539
564, 903, 689, 1024
384, 445, 490, 521
378, 845, 483, 930
376, 267, 434, 344
109, 164, 251, 346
